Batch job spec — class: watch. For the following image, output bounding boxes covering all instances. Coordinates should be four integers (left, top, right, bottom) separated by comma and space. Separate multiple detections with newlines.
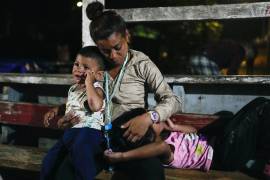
148, 111, 160, 123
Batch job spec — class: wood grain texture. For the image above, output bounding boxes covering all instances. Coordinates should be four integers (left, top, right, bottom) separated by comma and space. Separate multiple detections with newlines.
0, 144, 255, 179
114, 2, 270, 22
1, 73, 270, 85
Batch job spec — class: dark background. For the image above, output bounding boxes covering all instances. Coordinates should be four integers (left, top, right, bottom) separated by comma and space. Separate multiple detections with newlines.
0, 0, 269, 74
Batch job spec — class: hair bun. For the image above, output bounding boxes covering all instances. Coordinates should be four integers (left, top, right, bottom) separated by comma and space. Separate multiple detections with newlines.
86, 1, 104, 20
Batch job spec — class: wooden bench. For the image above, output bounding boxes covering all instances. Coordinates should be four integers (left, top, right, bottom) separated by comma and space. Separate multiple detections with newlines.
0, 101, 256, 180
0, 144, 255, 180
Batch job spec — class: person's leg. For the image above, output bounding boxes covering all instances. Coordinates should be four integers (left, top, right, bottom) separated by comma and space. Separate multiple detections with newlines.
40, 128, 80, 180
115, 157, 165, 180
55, 155, 76, 180
40, 138, 67, 180
198, 111, 233, 138
69, 128, 104, 180
212, 97, 269, 171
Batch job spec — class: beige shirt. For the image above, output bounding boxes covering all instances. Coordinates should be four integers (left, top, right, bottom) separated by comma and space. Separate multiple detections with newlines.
66, 82, 104, 130
109, 49, 183, 122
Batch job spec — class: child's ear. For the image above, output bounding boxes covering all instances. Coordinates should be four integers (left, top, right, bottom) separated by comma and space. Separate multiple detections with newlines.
95, 71, 104, 81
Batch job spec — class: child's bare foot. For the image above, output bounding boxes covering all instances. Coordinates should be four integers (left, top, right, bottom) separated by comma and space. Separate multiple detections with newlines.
104, 149, 124, 164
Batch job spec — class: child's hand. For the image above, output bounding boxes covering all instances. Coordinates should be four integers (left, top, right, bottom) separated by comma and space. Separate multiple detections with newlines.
104, 149, 124, 164
85, 70, 96, 86
57, 110, 80, 129
164, 118, 197, 133
44, 107, 58, 127
164, 118, 178, 131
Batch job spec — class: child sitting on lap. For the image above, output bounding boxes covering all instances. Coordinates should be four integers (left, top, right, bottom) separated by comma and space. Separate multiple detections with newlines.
41, 46, 106, 180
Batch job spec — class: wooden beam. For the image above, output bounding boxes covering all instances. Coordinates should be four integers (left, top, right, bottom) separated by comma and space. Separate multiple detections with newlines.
0, 144, 255, 179
0, 73, 73, 85
82, 0, 105, 46
114, 2, 270, 22
0, 101, 58, 128
0, 73, 270, 85
165, 75, 270, 85
0, 144, 46, 171
0, 100, 219, 130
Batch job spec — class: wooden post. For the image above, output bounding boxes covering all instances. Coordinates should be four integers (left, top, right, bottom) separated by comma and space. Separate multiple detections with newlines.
82, 0, 105, 46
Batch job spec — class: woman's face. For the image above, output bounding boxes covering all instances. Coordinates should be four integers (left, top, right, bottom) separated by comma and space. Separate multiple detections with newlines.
96, 31, 129, 66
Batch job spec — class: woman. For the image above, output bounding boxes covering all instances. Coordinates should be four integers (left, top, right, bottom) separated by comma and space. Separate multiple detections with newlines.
56, 2, 182, 180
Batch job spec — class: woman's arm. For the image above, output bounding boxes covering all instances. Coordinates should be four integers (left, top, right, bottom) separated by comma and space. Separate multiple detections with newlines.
122, 59, 183, 143
43, 104, 66, 127
144, 60, 183, 121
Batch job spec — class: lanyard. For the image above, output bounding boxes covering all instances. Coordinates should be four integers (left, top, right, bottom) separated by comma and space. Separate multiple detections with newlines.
104, 52, 129, 173
104, 52, 129, 126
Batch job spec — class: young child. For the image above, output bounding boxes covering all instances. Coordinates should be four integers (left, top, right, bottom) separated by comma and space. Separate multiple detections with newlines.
105, 97, 270, 177
41, 46, 106, 180
105, 118, 213, 171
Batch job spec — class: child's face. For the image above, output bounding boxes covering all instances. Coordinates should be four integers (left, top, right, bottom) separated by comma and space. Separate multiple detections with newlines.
72, 55, 100, 84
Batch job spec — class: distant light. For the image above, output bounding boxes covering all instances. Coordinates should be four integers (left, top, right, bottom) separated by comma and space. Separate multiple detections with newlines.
77, 1, 82, 7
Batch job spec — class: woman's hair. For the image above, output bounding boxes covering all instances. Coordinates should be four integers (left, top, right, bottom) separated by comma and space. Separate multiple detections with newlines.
160, 130, 171, 140
86, 1, 127, 42
78, 46, 105, 70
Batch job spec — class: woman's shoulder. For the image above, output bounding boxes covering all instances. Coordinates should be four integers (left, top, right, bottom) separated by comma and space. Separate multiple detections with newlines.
129, 49, 151, 64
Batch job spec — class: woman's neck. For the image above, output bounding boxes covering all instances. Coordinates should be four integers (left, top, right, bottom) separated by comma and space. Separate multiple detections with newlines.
109, 65, 122, 79
108, 50, 131, 79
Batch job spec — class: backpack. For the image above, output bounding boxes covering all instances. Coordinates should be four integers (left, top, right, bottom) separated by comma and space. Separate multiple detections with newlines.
214, 97, 270, 175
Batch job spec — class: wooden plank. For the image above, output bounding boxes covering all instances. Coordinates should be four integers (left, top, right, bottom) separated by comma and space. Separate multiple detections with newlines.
0, 100, 217, 130
0, 144, 46, 172
164, 168, 256, 180
1, 73, 270, 85
0, 73, 73, 85
114, 2, 270, 22
171, 113, 218, 130
0, 145, 255, 179
165, 75, 270, 85
0, 101, 58, 128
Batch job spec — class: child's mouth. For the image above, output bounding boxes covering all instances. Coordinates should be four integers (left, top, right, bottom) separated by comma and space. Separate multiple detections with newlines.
74, 75, 85, 83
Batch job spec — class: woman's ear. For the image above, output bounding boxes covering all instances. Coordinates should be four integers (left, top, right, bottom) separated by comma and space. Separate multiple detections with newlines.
95, 71, 104, 81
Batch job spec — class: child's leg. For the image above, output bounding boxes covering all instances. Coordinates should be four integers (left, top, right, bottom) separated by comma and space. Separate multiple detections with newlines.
40, 128, 80, 180
40, 139, 67, 180
69, 128, 103, 180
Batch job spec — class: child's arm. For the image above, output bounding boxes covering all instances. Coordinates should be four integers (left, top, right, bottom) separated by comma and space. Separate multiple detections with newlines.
85, 70, 104, 112
104, 138, 173, 164
162, 118, 197, 133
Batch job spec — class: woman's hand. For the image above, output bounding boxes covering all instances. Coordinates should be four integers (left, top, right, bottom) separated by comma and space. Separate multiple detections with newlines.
57, 110, 81, 129
122, 113, 153, 143
43, 107, 59, 127
104, 149, 124, 164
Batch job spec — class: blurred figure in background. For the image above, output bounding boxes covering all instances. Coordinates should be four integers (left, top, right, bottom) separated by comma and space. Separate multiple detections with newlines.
189, 40, 246, 75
